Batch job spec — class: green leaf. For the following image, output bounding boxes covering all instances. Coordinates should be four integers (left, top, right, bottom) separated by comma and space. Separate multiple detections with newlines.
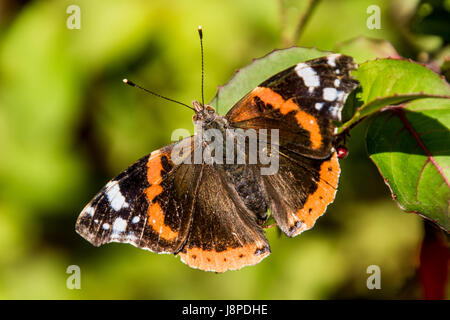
209, 47, 331, 114
339, 58, 450, 133
335, 36, 400, 64
366, 100, 450, 231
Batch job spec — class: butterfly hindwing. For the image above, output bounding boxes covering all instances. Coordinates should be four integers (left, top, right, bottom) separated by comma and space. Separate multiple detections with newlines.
176, 165, 270, 272
261, 151, 340, 237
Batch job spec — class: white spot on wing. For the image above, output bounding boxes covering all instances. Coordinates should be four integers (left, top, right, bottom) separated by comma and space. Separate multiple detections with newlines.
105, 181, 129, 212
102, 223, 110, 230
327, 54, 340, 67
334, 79, 340, 87
315, 102, 324, 111
323, 88, 338, 101
110, 217, 128, 240
132, 216, 140, 224
337, 90, 345, 102
126, 233, 137, 242
112, 217, 127, 233
295, 63, 320, 92
84, 205, 95, 217
329, 104, 342, 121
150, 150, 161, 157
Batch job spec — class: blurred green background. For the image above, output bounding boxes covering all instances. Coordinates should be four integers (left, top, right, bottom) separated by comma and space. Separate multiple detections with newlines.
0, 0, 448, 299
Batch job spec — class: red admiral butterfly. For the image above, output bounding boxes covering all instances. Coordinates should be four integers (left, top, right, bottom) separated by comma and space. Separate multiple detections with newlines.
76, 30, 358, 272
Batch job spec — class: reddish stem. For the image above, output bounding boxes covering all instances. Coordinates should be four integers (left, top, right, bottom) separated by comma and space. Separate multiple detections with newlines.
419, 221, 449, 299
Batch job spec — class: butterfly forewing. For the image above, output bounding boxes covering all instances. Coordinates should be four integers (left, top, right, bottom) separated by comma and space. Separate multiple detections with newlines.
76, 138, 197, 253
226, 54, 358, 159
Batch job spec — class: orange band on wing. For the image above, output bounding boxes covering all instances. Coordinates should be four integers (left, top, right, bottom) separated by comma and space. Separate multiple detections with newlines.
147, 202, 178, 241
145, 149, 179, 241
147, 151, 164, 184
295, 153, 340, 230
146, 184, 163, 201
252, 87, 322, 150
177, 243, 270, 273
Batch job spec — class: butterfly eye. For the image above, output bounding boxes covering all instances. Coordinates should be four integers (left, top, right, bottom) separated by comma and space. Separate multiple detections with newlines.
205, 105, 216, 113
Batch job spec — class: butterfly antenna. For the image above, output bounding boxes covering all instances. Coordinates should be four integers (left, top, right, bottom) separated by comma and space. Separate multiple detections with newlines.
198, 25, 205, 106
122, 79, 194, 111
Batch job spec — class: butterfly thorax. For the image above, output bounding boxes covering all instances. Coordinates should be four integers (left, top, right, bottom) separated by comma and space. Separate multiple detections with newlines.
192, 100, 230, 131
192, 100, 269, 222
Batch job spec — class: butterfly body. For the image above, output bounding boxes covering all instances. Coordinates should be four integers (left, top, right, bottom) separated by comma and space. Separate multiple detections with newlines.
76, 54, 358, 272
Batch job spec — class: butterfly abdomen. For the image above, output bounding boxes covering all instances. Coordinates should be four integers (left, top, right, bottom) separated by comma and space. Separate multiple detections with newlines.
224, 164, 268, 221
